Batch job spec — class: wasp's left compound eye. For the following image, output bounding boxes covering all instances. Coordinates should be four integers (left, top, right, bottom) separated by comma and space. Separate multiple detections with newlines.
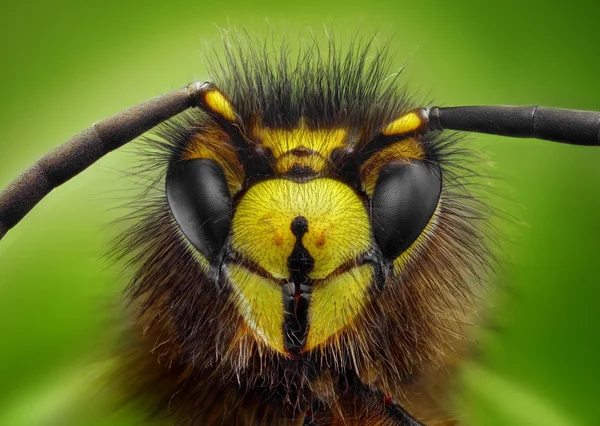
371, 160, 442, 261
166, 158, 232, 260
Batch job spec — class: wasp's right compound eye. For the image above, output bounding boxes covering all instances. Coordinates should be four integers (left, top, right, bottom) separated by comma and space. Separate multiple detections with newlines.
166, 158, 232, 261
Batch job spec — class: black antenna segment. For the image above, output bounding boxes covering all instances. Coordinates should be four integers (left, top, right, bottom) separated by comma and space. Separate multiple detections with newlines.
0, 83, 211, 240
428, 106, 600, 146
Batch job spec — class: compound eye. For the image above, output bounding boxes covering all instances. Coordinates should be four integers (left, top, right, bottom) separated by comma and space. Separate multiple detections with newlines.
371, 160, 442, 261
166, 158, 232, 261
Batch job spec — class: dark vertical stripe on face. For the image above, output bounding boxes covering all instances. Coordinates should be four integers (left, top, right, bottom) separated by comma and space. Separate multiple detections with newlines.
283, 216, 314, 355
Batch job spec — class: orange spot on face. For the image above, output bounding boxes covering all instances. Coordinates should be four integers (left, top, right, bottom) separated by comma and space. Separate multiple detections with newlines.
273, 232, 284, 247
316, 232, 326, 248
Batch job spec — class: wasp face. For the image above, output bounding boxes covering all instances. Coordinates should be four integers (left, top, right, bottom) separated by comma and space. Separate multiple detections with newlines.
165, 79, 442, 358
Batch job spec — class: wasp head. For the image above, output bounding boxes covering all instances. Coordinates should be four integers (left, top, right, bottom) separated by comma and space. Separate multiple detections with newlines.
121, 38, 489, 392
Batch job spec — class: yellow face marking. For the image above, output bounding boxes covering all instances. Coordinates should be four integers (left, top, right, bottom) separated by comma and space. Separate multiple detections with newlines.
306, 264, 374, 351
253, 122, 347, 173
204, 90, 236, 122
382, 111, 423, 136
231, 178, 371, 280
181, 131, 244, 195
228, 264, 286, 354
360, 138, 425, 196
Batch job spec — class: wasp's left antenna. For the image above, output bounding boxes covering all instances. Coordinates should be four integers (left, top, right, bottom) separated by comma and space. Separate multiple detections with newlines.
0, 82, 216, 241
360, 105, 600, 164
428, 106, 600, 146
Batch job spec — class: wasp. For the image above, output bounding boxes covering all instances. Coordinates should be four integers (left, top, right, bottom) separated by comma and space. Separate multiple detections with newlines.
1, 37, 598, 425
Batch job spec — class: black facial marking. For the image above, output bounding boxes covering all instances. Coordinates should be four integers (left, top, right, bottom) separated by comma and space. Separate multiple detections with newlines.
283, 216, 314, 355
244, 147, 275, 183
290, 147, 317, 157
330, 146, 361, 189
284, 165, 319, 180
291, 216, 309, 238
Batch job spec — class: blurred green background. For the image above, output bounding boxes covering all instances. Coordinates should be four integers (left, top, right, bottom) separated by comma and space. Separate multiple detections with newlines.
1, 1, 599, 425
